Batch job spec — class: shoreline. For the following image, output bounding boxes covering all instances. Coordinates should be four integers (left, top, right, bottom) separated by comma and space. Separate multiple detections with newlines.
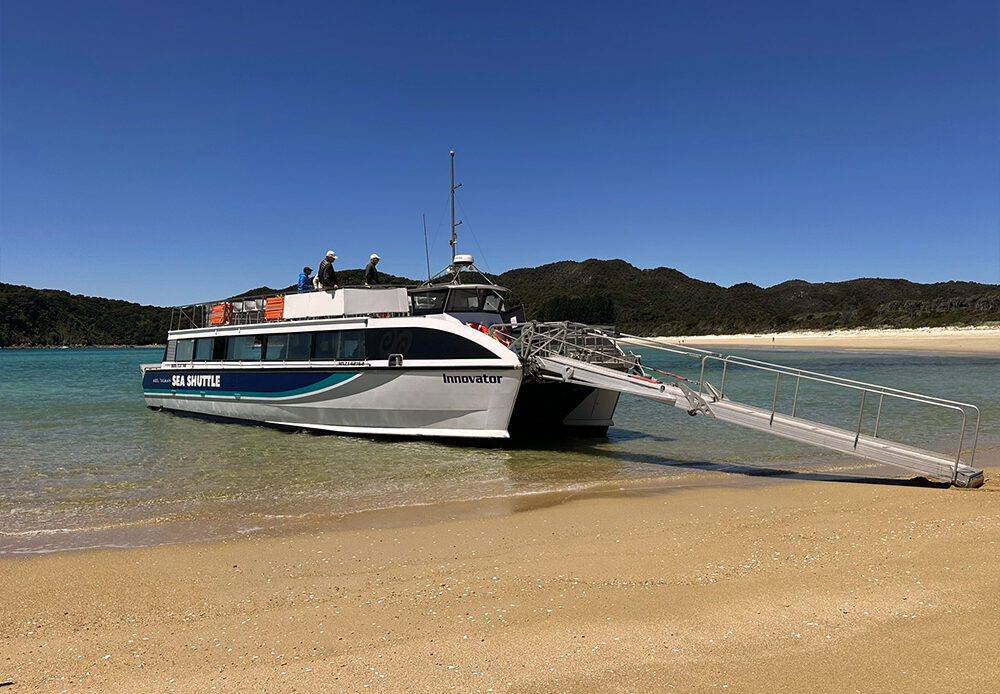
2, 458, 898, 558
654, 325, 1000, 354
3, 454, 998, 692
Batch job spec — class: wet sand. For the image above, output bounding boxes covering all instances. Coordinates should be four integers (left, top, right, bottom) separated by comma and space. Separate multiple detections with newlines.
656, 326, 1000, 354
3, 449, 999, 693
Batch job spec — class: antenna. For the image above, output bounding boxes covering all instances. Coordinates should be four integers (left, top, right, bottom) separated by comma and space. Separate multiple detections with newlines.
422, 214, 431, 281
450, 150, 462, 261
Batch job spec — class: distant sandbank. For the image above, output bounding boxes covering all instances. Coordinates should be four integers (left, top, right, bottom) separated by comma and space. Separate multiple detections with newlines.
655, 325, 1000, 354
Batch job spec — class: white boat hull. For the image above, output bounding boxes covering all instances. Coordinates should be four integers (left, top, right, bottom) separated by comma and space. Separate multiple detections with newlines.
143, 366, 522, 438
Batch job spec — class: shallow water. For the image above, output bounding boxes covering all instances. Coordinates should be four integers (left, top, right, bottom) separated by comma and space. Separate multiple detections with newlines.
1, 346, 996, 554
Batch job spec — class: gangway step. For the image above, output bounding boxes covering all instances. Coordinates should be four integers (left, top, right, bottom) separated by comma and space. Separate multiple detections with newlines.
704, 398, 982, 488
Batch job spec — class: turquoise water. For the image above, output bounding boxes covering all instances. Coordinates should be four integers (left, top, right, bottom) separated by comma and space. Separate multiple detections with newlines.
1, 346, 997, 554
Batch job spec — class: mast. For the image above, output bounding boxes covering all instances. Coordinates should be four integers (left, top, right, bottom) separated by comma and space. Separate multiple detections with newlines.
450, 150, 462, 261
423, 213, 431, 281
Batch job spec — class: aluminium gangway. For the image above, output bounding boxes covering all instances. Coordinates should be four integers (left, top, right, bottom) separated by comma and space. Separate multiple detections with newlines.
505, 322, 983, 488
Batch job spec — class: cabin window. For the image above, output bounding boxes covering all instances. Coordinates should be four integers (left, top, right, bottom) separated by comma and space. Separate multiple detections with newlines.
445, 289, 481, 312
174, 339, 195, 362
313, 331, 337, 360
314, 330, 366, 360
286, 333, 313, 360
226, 335, 263, 360
366, 327, 498, 360
194, 337, 224, 361
340, 331, 365, 359
410, 289, 448, 315
263, 334, 287, 361
263, 333, 311, 361
483, 291, 505, 313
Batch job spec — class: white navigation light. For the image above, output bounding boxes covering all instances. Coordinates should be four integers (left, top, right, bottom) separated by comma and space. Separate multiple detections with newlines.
453, 254, 475, 266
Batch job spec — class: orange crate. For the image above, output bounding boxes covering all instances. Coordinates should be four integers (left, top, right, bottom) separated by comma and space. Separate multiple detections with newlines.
209, 302, 233, 326
264, 296, 285, 321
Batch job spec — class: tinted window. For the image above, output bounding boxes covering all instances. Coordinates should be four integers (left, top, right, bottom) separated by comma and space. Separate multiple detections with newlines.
410, 289, 448, 315
263, 333, 311, 361
263, 334, 287, 361
446, 289, 481, 312
483, 291, 505, 312
314, 330, 366, 360
314, 331, 339, 360
194, 337, 223, 361
340, 331, 365, 359
286, 332, 313, 360
175, 339, 195, 361
366, 327, 498, 360
226, 335, 263, 360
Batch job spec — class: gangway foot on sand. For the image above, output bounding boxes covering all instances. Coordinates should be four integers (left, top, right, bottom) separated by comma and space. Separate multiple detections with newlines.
506, 322, 983, 488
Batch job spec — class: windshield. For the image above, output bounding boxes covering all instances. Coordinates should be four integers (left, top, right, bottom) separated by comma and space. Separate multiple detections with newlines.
444, 288, 506, 313
410, 289, 448, 315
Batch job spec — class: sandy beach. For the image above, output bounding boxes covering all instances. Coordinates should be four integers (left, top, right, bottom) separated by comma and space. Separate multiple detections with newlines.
3, 449, 1000, 693
656, 325, 1000, 354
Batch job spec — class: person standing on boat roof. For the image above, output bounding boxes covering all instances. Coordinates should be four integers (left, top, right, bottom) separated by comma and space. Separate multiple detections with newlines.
317, 251, 339, 290
364, 253, 380, 286
297, 266, 313, 293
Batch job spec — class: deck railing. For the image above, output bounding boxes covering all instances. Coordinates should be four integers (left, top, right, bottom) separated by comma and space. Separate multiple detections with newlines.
168, 286, 414, 331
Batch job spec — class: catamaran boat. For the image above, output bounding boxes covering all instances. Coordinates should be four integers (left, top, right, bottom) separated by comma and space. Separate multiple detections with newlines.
141, 154, 984, 487
140, 255, 627, 438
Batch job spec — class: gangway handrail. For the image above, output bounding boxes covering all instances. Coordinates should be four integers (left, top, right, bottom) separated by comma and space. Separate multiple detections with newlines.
699, 353, 979, 482
612, 333, 981, 475
623, 334, 981, 484
507, 324, 982, 486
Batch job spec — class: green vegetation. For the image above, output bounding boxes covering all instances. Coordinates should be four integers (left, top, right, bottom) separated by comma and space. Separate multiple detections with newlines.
3, 260, 999, 347
0, 283, 171, 347
498, 260, 1000, 335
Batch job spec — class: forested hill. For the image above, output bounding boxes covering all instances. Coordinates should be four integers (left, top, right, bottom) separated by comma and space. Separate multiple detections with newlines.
496, 260, 1000, 336
2, 260, 999, 346
0, 283, 171, 347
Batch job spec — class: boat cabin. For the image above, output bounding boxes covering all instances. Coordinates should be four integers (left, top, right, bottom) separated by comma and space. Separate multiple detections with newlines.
408, 253, 525, 327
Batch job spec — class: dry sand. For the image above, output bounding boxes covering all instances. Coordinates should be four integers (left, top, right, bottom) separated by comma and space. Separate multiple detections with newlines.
3, 450, 1000, 693
656, 326, 1000, 354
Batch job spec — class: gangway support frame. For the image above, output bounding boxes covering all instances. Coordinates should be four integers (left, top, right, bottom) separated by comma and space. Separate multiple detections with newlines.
511, 322, 984, 489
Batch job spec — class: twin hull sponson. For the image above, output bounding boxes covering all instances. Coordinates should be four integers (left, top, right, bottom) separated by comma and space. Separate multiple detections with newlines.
141, 288, 619, 438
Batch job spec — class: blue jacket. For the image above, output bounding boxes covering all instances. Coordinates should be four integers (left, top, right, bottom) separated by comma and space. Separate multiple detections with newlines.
298, 272, 312, 293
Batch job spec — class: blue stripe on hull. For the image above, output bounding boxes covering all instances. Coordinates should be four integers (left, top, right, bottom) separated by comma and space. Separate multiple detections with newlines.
142, 370, 356, 398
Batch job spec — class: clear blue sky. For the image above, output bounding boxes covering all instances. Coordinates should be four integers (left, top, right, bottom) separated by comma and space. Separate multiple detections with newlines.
1, 1, 997, 307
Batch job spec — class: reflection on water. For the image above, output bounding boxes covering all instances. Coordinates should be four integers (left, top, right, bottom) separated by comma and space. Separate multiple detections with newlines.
0, 347, 996, 554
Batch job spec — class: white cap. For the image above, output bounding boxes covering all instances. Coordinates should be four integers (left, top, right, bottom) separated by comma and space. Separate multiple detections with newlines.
326, 250, 337, 259
370, 253, 380, 260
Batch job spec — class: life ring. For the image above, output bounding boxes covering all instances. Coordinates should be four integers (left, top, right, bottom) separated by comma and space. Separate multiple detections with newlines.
468, 322, 512, 347
491, 327, 512, 347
